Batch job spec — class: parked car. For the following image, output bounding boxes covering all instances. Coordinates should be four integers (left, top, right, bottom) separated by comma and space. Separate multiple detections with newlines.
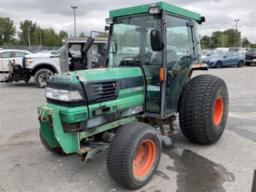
0, 49, 31, 72
245, 49, 256, 66
202, 51, 245, 68
201, 49, 214, 60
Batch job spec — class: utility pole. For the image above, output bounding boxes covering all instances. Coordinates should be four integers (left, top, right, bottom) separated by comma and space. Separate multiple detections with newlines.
71, 6, 78, 37
234, 19, 239, 47
39, 29, 42, 47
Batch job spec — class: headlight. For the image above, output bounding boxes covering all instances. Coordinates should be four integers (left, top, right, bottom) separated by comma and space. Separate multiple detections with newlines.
46, 87, 83, 102
149, 6, 161, 14
25, 58, 33, 65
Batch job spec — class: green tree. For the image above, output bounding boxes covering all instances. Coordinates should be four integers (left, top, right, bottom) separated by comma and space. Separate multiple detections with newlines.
79, 32, 87, 38
0, 17, 16, 45
211, 31, 223, 48
59, 30, 68, 41
41, 28, 60, 46
242, 37, 250, 48
19, 20, 69, 46
200, 36, 211, 49
96, 32, 108, 38
18, 20, 40, 46
201, 29, 245, 49
223, 29, 241, 47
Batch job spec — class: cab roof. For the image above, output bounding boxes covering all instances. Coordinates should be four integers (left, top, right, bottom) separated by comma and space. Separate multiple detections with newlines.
109, 1, 204, 23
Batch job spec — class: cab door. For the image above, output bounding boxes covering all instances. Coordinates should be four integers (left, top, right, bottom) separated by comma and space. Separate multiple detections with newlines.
164, 15, 195, 116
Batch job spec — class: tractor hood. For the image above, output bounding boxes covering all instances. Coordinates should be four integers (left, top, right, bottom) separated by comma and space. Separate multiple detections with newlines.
73, 67, 143, 82
46, 67, 145, 106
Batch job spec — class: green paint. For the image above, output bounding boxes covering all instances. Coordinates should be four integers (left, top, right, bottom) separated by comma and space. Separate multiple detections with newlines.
50, 73, 80, 84
38, 106, 80, 154
73, 67, 143, 81
88, 88, 144, 118
110, 1, 203, 22
51, 110, 80, 154
38, 105, 137, 154
79, 116, 137, 139
47, 103, 88, 123
40, 121, 59, 148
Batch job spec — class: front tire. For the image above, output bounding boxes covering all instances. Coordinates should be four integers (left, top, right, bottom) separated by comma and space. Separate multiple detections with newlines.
215, 61, 222, 68
40, 133, 66, 155
237, 60, 244, 67
107, 122, 162, 190
179, 75, 229, 145
34, 68, 54, 88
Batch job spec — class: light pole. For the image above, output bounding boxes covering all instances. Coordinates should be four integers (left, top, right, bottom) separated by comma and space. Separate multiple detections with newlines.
39, 29, 42, 47
71, 6, 78, 37
0, 27, 3, 41
27, 27, 31, 50
234, 19, 239, 47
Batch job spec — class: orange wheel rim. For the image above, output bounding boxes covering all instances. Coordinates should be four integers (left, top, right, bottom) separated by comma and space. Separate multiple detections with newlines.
213, 96, 224, 126
133, 139, 156, 177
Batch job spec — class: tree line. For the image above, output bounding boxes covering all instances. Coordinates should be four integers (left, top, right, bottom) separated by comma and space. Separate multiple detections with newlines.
0, 16, 91, 47
200, 28, 255, 49
1, 16, 255, 49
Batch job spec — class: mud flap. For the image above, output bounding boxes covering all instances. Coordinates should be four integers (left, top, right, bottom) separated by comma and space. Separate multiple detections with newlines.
38, 106, 80, 154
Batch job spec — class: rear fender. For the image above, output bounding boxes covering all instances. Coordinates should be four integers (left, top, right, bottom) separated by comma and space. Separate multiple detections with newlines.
177, 63, 208, 112
191, 63, 208, 71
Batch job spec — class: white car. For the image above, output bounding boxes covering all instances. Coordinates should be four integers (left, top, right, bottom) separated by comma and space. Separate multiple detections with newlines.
0, 49, 31, 72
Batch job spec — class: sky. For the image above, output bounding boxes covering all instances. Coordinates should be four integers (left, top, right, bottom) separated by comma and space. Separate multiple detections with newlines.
0, 0, 256, 43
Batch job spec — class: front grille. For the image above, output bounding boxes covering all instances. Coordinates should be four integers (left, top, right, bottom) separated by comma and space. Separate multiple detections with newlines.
85, 81, 118, 103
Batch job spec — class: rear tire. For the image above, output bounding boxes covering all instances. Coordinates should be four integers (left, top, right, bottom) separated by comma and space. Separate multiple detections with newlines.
215, 61, 222, 68
179, 75, 229, 145
107, 122, 161, 190
245, 62, 251, 66
34, 68, 54, 88
40, 133, 66, 155
237, 60, 244, 67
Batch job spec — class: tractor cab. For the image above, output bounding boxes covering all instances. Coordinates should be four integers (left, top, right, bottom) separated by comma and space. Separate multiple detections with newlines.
106, 2, 205, 118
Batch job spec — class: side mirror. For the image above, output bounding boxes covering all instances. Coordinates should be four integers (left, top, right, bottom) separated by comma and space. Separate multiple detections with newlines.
150, 29, 164, 52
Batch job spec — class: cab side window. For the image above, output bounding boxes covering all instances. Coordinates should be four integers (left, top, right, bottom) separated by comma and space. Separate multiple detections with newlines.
166, 16, 194, 69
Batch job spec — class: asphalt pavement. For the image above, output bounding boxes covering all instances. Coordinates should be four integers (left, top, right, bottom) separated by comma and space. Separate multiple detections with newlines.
0, 67, 256, 192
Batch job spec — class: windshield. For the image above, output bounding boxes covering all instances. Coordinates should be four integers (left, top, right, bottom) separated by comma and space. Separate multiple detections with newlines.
54, 45, 66, 54
107, 15, 161, 67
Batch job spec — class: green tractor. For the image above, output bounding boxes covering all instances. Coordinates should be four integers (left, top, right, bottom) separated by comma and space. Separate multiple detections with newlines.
38, 2, 229, 190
